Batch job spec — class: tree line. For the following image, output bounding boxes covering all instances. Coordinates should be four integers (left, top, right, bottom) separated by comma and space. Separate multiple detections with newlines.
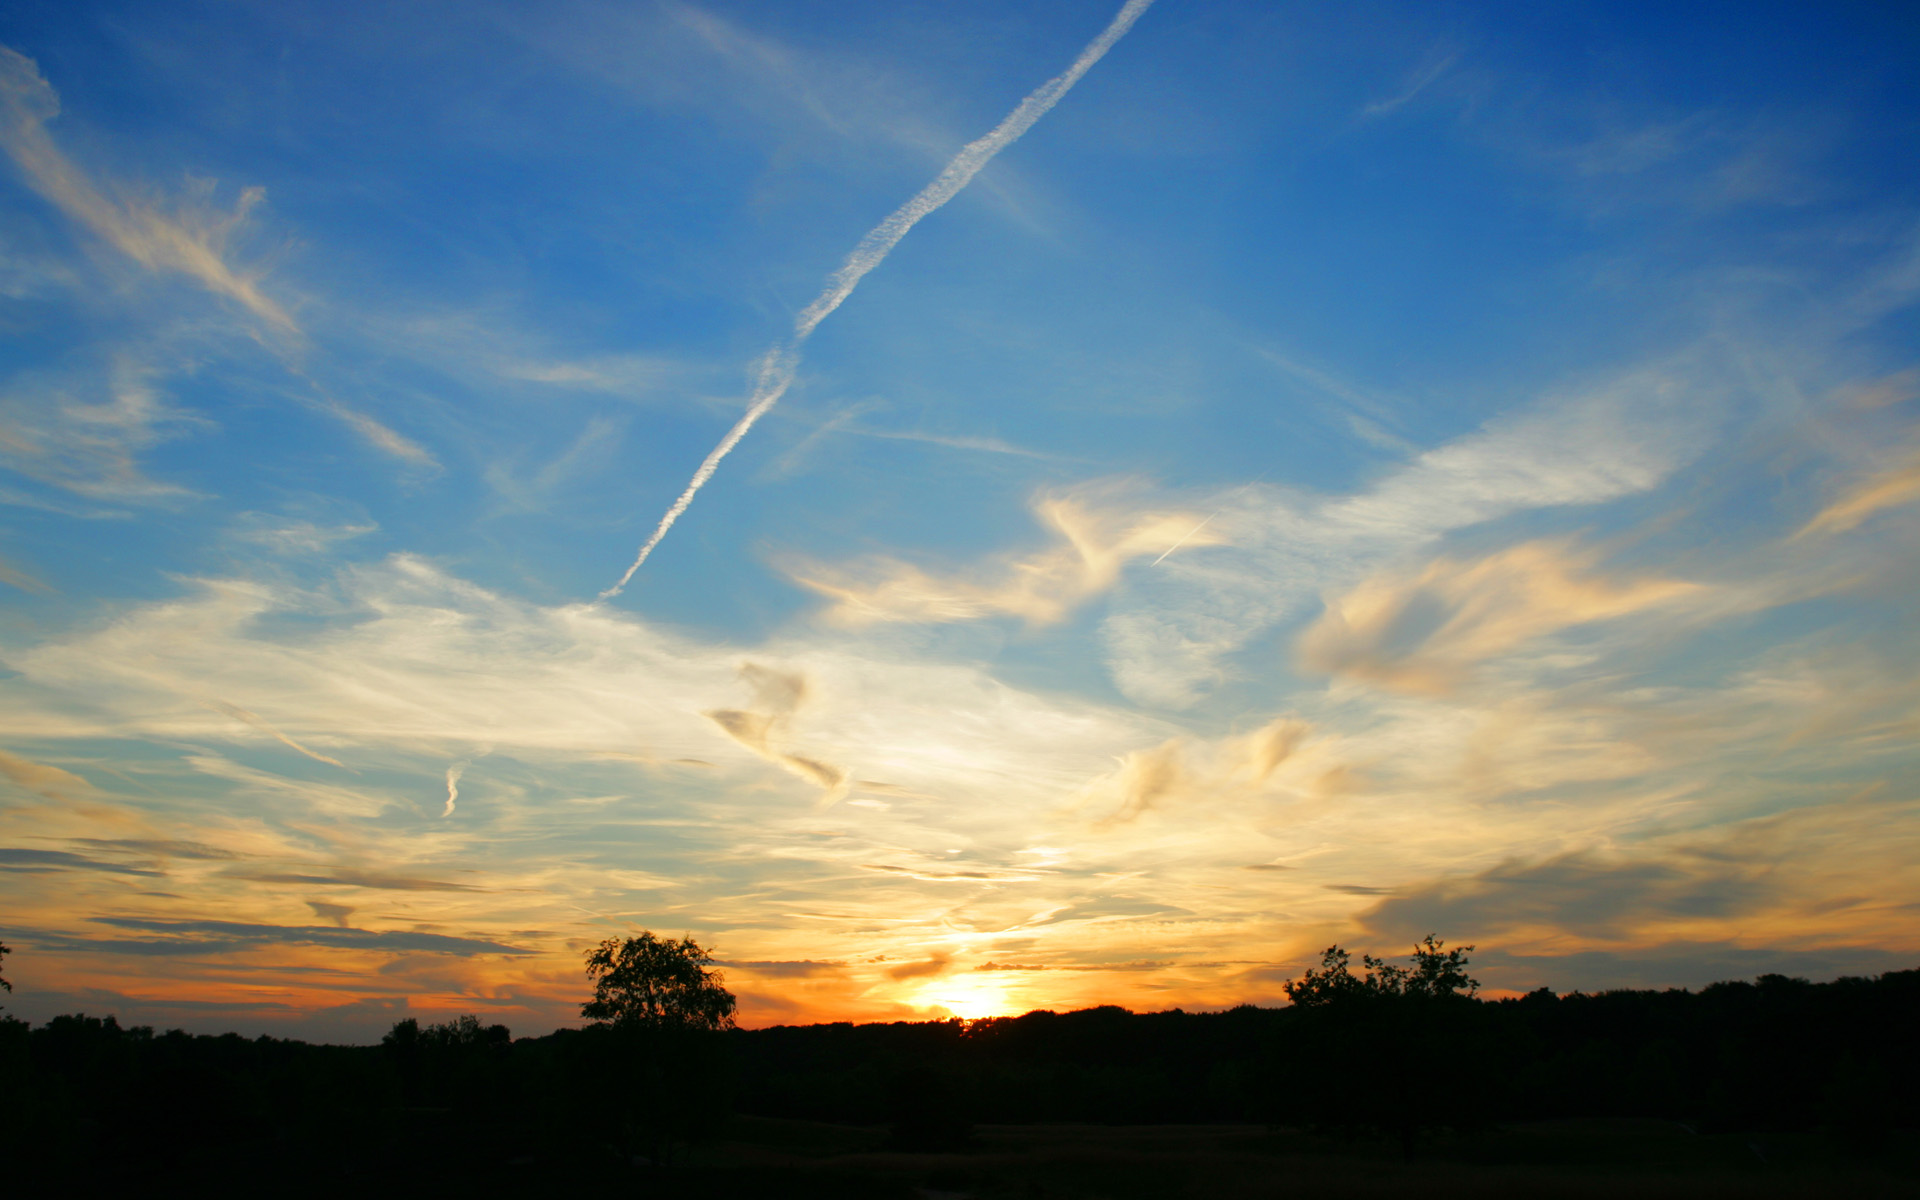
3, 933, 1915, 1186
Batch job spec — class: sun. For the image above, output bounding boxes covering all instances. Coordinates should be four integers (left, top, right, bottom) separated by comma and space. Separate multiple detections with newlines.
913, 976, 1017, 1020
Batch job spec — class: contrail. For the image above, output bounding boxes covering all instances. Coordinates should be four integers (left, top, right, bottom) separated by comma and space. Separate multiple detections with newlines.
600, 0, 1156, 600
1150, 474, 1268, 566
1151, 512, 1220, 566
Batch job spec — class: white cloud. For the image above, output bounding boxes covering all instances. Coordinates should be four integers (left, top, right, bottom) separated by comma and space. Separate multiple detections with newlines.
1100, 355, 1724, 707
0, 358, 203, 504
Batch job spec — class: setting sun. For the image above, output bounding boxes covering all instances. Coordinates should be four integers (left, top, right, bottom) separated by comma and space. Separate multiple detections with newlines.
911, 977, 1019, 1021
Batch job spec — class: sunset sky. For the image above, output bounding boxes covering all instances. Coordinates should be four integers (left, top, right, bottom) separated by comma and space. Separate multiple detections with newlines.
2, 0, 1918, 1040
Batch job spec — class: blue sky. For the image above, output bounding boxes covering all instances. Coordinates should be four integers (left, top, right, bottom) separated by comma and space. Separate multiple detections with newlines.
1, 0, 1917, 1038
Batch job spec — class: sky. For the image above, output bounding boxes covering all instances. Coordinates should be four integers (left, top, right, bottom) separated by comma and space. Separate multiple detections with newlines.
0, 0, 1917, 1041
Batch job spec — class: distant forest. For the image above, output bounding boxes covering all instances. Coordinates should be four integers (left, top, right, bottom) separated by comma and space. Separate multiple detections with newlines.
5, 943, 1917, 1193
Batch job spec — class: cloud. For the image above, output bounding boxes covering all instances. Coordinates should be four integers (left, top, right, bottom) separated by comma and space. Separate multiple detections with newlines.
0, 359, 202, 503
724, 959, 846, 979
230, 515, 377, 556
0, 847, 159, 876
1100, 358, 1722, 706
306, 901, 354, 928
1073, 715, 1323, 827
1322, 366, 1714, 541
0, 46, 296, 333
886, 950, 953, 981
0, 552, 51, 594
1244, 718, 1311, 782
0, 556, 1164, 813
225, 867, 483, 892
1359, 850, 1774, 943
493, 353, 681, 393
1297, 539, 1702, 694
704, 662, 850, 805
1087, 739, 1183, 826
309, 396, 437, 469
71, 838, 239, 859
204, 699, 348, 769
789, 487, 1227, 627
0, 50, 434, 472
1359, 50, 1457, 120
486, 415, 623, 512
0, 747, 94, 801
1795, 445, 1920, 539
443, 762, 465, 818
88, 917, 528, 956
848, 426, 1056, 460
599, 0, 1157, 596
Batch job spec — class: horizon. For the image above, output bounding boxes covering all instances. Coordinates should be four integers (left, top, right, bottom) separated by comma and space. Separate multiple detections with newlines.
1, 0, 1917, 1044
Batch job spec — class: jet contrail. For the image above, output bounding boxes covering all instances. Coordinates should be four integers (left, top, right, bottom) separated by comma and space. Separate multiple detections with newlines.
1151, 512, 1219, 566
1150, 473, 1268, 566
600, 0, 1156, 599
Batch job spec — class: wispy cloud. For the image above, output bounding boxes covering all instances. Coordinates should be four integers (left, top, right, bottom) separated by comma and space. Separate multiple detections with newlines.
1296, 539, 1703, 695
442, 761, 466, 818
0, 747, 94, 801
0, 847, 157, 876
1359, 50, 1457, 120
787, 485, 1225, 627
226, 867, 483, 892
230, 514, 377, 556
1795, 444, 1920, 539
0, 358, 202, 503
1100, 354, 1725, 707
600, 0, 1157, 597
204, 700, 348, 769
0, 46, 296, 333
704, 663, 849, 807
0, 551, 51, 594
89, 916, 528, 956
0, 48, 441, 472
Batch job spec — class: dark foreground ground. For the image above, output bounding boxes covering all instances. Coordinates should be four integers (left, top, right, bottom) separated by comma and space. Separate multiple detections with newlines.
345, 1115, 1915, 1198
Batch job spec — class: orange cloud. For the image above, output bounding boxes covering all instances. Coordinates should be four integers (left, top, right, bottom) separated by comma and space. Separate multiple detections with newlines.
1794, 446, 1920, 539
0, 746, 94, 801
1298, 539, 1701, 694
886, 951, 954, 981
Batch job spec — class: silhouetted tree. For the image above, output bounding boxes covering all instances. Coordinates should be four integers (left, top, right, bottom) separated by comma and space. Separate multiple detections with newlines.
582, 932, 737, 1031
1284, 936, 1478, 1007
577, 932, 738, 1166
1278, 936, 1484, 1158
0, 940, 11, 998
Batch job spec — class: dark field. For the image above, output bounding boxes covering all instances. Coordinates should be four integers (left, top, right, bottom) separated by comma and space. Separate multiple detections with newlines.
578, 1115, 1920, 1198
10, 965, 1917, 1194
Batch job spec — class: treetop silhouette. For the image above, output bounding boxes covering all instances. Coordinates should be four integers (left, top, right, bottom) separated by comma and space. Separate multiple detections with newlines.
1284, 935, 1478, 1007
582, 931, 737, 1031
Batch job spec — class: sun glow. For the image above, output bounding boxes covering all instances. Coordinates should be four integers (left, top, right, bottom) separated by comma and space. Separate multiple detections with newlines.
913, 976, 1017, 1020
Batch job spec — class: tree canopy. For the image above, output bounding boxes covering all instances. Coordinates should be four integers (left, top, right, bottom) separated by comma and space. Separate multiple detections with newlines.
1283, 935, 1478, 1008
581, 931, 737, 1032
